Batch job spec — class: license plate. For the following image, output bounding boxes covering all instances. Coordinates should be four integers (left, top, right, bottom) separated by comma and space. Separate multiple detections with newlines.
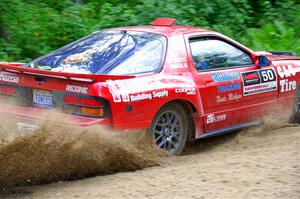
33, 89, 53, 107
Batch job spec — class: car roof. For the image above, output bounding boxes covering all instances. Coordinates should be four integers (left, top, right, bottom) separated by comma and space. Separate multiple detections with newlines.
109, 25, 213, 37
105, 18, 215, 37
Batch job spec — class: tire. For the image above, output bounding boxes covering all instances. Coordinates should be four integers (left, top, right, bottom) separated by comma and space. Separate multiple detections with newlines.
150, 103, 189, 155
293, 84, 300, 123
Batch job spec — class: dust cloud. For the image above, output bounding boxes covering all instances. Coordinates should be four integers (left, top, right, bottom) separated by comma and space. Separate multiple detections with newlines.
240, 113, 298, 137
0, 108, 298, 191
0, 111, 166, 188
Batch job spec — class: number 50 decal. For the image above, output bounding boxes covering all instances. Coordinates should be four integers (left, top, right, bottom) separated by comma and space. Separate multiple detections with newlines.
259, 69, 276, 83
241, 68, 277, 96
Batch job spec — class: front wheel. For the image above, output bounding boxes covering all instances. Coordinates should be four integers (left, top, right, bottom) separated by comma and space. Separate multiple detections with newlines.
150, 104, 188, 155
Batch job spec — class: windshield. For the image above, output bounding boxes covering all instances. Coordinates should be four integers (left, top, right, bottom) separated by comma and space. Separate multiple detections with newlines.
25, 30, 167, 75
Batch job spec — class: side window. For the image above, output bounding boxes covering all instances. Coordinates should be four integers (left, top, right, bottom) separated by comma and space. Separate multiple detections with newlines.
189, 38, 253, 71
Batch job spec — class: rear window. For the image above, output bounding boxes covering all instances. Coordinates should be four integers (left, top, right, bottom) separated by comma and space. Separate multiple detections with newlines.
25, 31, 167, 75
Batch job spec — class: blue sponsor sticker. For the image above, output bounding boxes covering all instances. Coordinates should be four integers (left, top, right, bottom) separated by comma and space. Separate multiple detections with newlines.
212, 72, 240, 83
217, 82, 241, 93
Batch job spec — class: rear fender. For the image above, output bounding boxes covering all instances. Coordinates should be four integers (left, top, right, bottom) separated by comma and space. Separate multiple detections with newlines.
101, 75, 204, 134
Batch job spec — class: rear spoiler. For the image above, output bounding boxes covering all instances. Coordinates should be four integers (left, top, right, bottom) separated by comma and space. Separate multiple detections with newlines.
0, 63, 134, 82
269, 51, 297, 56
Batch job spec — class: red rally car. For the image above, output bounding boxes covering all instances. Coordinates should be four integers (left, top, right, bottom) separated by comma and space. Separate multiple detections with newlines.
0, 18, 299, 155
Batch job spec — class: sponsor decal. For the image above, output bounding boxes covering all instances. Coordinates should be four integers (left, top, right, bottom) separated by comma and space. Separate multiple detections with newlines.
107, 77, 194, 103
212, 72, 240, 83
217, 82, 241, 93
130, 93, 152, 102
66, 85, 88, 94
244, 82, 277, 95
241, 68, 277, 96
207, 114, 227, 124
175, 87, 196, 95
168, 57, 187, 63
0, 73, 19, 83
153, 90, 168, 98
169, 63, 188, 69
276, 65, 298, 93
129, 90, 168, 102
112, 65, 155, 75
228, 93, 242, 101
167, 58, 188, 69
279, 79, 296, 93
242, 71, 260, 86
108, 81, 130, 102
216, 93, 242, 103
216, 95, 227, 103
277, 65, 296, 78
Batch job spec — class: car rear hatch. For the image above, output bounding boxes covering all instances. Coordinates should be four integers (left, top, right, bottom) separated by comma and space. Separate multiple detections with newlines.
0, 63, 133, 126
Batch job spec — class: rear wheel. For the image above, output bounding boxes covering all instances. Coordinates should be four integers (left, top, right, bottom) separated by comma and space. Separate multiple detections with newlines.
150, 103, 188, 155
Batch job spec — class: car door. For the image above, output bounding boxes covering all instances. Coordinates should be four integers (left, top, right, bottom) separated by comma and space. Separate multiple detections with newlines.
185, 35, 278, 132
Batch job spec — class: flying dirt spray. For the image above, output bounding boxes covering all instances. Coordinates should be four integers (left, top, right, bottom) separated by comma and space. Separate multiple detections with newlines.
0, 105, 297, 189
0, 111, 166, 188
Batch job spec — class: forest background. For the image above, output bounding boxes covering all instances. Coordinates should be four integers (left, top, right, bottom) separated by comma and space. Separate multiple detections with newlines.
0, 0, 299, 62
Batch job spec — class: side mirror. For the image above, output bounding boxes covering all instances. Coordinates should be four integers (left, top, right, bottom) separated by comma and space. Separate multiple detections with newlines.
258, 56, 270, 67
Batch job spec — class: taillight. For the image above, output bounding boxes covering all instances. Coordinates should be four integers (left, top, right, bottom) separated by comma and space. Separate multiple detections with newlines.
63, 95, 81, 105
81, 98, 102, 106
81, 107, 104, 116
63, 95, 106, 117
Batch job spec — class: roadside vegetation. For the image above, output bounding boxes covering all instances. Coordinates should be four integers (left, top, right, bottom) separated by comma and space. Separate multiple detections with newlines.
0, 0, 299, 62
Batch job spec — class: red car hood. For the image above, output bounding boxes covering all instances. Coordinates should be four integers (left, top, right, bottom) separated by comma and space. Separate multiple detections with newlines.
268, 55, 300, 61
254, 51, 300, 61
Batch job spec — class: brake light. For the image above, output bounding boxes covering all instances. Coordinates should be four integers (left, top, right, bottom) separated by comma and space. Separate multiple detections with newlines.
82, 98, 102, 106
0, 85, 16, 96
63, 96, 103, 107
63, 95, 104, 117
63, 95, 81, 105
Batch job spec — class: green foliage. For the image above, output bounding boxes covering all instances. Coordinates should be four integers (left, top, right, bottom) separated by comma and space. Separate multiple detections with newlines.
0, 0, 299, 61
241, 21, 300, 54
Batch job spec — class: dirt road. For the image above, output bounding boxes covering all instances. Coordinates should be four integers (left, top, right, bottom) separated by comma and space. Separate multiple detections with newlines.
1, 119, 299, 199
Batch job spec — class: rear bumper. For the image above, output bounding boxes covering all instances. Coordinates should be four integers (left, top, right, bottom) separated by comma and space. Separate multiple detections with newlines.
0, 103, 111, 126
